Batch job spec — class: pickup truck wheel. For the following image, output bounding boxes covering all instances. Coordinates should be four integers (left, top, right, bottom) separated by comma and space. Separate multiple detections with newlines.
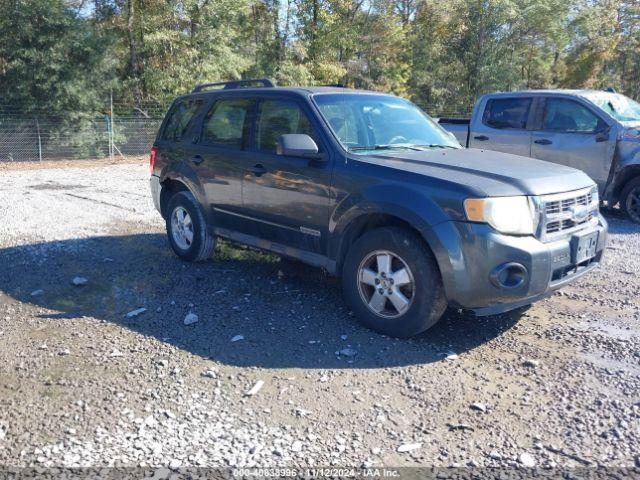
342, 227, 447, 338
621, 177, 640, 224
166, 191, 215, 262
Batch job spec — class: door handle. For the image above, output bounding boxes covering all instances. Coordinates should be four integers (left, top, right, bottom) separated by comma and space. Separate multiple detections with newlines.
473, 135, 489, 141
248, 164, 267, 176
191, 155, 204, 165
534, 139, 552, 145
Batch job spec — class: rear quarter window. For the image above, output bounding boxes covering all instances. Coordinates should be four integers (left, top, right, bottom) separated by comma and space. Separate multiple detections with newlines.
482, 97, 532, 129
161, 98, 204, 142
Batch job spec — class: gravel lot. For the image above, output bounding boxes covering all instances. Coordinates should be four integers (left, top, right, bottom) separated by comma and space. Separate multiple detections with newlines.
0, 160, 638, 469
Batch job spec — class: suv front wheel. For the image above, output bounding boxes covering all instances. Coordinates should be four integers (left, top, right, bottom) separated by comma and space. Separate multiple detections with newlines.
342, 227, 447, 338
166, 191, 216, 262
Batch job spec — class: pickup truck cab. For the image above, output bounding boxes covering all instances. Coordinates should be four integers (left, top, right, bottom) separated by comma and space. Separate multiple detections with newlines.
150, 79, 607, 338
440, 90, 640, 223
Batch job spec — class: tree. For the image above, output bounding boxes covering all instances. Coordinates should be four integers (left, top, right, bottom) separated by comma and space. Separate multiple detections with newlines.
0, 0, 112, 117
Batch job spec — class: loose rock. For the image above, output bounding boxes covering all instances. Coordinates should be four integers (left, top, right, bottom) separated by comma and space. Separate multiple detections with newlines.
336, 348, 357, 357
183, 313, 199, 325
519, 452, 536, 467
245, 380, 264, 396
125, 308, 147, 318
444, 351, 459, 360
71, 277, 88, 286
397, 443, 421, 453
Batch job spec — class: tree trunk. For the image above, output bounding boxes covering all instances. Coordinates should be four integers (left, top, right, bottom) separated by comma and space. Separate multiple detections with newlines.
126, 0, 143, 109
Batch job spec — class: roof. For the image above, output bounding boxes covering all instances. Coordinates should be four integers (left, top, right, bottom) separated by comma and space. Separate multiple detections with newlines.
482, 89, 607, 98
174, 82, 389, 103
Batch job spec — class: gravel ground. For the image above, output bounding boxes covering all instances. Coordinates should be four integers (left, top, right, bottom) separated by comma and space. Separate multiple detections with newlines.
0, 161, 638, 469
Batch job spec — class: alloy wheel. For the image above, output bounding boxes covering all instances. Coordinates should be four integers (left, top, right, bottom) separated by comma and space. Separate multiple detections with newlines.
357, 250, 415, 319
171, 206, 194, 250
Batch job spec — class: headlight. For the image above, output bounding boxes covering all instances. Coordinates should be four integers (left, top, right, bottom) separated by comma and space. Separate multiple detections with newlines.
464, 196, 538, 235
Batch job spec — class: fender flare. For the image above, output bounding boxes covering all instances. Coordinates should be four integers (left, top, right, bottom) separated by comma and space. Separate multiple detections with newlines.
329, 186, 459, 287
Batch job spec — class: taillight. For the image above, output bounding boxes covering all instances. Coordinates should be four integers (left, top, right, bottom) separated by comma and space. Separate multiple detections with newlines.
149, 147, 158, 174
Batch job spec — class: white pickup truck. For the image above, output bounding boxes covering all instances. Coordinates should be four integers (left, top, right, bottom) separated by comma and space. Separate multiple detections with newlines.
439, 90, 640, 223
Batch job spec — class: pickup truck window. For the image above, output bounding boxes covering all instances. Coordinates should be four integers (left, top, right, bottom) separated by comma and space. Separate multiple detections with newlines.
542, 98, 603, 133
313, 93, 459, 153
201, 98, 253, 148
482, 98, 531, 129
161, 98, 204, 142
256, 99, 317, 152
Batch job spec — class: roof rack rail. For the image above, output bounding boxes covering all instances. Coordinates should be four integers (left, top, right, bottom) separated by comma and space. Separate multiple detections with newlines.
192, 78, 276, 93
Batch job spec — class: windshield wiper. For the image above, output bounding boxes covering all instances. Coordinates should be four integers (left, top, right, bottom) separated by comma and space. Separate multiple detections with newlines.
349, 143, 459, 152
350, 144, 427, 152
409, 144, 458, 149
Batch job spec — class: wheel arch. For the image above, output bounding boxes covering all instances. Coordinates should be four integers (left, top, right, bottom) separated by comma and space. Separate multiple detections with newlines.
612, 164, 640, 205
159, 178, 192, 219
331, 209, 446, 281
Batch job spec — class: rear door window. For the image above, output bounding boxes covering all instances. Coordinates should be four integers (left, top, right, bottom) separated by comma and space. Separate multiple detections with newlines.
482, 98, 532, 129
255, 99, 318, 153
201, 98, 253, 148
542, 98, 604, 133
161, 98, 204, 142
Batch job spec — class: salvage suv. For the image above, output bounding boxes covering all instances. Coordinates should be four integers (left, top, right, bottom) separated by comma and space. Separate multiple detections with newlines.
150, 79, 607, 338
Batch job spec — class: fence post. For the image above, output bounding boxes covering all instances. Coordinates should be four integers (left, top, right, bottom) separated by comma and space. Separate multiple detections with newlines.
110, 90, 115, 162
35, 118, 42, 162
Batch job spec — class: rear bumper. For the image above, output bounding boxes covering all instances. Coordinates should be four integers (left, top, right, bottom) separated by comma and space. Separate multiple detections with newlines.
150, 175, 162, 214
431, 215, 608, 314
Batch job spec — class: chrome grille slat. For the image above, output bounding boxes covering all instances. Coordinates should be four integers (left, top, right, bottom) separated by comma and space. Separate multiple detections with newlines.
539, 187, 598, 241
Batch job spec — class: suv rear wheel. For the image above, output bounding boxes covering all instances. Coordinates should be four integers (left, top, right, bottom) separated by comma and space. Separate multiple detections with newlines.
621, 177, 640, 224
166, 191, 216, 262
342, 227, 447, 338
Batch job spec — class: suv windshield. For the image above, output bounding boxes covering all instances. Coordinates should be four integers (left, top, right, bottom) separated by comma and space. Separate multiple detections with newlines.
583, 92, 640, 126
313, 93, 460, 153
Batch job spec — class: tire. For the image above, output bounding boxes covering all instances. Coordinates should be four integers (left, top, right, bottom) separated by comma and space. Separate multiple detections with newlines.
621, 177, 640, 224
165, 190, 216, 262
342, 227, 447, 338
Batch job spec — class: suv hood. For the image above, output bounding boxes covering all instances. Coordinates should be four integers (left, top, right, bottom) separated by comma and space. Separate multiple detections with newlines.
359, 148, 595, 197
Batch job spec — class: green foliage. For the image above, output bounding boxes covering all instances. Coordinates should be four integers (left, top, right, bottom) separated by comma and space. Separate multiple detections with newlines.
0, 0, 639, 120
0, 0, 113, 118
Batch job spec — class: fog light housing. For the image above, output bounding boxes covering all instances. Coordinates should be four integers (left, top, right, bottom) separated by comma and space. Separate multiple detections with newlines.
490, 262, 527, 289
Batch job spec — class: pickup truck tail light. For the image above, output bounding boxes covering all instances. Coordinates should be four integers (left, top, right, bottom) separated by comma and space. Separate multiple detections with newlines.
149, 147, 158, 174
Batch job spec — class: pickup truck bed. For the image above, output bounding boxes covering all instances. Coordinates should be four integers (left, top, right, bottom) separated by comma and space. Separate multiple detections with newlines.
438, 118, 470, 147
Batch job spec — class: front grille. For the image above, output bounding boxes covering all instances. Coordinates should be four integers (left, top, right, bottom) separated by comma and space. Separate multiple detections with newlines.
546, 213, 594, 234
545, 191, 593, 216
539, 187, 598, 240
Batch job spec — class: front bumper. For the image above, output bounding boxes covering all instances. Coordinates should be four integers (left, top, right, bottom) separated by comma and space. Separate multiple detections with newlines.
150, 175, 162, 215
431, 215, 608, 315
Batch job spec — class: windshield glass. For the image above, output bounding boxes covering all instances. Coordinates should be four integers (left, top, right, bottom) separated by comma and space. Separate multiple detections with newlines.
312, 93, 461, 153
583, 92, 640, 125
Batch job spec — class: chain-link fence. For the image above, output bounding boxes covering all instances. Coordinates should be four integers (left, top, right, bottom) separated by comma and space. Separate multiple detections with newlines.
0, 114, 162, 162
0, 101, 471, 162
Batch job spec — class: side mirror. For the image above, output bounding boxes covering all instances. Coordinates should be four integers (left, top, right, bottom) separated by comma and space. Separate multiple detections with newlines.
277, 134, 321, 158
